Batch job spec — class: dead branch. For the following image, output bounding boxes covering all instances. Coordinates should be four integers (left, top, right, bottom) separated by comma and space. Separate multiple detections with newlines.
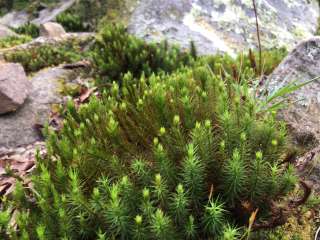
252, 180, 312, 231
62, 60, 91, 69
295, 145, 320, 172
289, 180, 312, 208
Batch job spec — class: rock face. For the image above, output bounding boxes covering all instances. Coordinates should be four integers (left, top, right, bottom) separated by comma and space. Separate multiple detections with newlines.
268, 37, 320, 140
0, 67, 77, 148
0, 63, 30, 114
128, 0, 319, 55
0, 25, 17, 38
268, 37, 320, 192
0, 12, 29, 28
1, 0, 318, 54
40, 22, 66, 38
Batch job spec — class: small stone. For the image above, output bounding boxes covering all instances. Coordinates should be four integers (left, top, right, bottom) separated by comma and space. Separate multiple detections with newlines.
39, 22, 66, 38
0, 63, 30, 114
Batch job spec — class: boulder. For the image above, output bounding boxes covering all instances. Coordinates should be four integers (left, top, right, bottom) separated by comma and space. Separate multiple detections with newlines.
128, 0, 319, 55
39, 22, 66, 38
0, 24, 17, 38
268, 37, 320, 192
268, 37, 320, 141
0, 11, 29, 28
0, 63, 30, 114
0, 67, 77, 148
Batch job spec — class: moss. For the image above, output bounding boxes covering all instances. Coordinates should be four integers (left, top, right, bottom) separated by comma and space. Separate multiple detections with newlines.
0, 35, 32, 49
3, 38, 90, 73
12, 22, 40, 38
97, 0, 138, 29
58, 81, 81, 96
252, 212, 316, 240
56, 12, 89, 32
54, 0, 137, 31
92, 24, 195, 85
0, 25, 302, 240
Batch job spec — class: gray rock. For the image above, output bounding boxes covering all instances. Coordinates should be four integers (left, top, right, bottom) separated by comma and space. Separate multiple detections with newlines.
128, 0, 319, 56
2, 0, 317, 54
268, 37, 320, 140
32, 0, 75, 26
268, 37, 320, 193
39, 22, 66, 38
0, 24, 17, 38
0, 11, 29, 28
0, 63, 30, 114
0, 0, 75, 28
0, 67, 77, 148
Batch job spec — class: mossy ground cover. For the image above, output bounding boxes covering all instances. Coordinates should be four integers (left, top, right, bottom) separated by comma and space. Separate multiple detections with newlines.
3, 37, 91, 73
0, 24, 316, 240
12, 23, 40, 39
55, 0, 137, 32
0, 35, 32, 49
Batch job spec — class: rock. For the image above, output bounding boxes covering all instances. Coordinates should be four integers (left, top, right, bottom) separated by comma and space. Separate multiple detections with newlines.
0, 0, 75, 28
39, 22, 66, 38
0, 11, 29, 28
268, 37, 320, 140
32, 0, 76, 26
0, 24, 17, 38
268, 37, 320, 193
0, 63, 30, 114
0, 67, 77, 148
127, 0, 319, 56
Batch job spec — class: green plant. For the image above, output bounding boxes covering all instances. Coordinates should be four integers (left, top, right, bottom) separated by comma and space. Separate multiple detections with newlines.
3, 39, 88, 73
92, 24, 195, 85
13, 22, 40, 38
0, 35, 32, 48
56, 12, 88, 32
94, 40, 284, 97
0, 55, 299, 239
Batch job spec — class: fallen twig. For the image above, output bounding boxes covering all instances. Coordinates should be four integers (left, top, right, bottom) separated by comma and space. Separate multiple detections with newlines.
252, 180, 312, 231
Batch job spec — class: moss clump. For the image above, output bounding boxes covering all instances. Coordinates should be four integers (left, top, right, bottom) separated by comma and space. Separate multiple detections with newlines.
56, 12, 89, 32
92, 24, 196, 86
0, 35, 32, 49
0, 26, 299, 240
55, 0, 137, 31
13, 22, 40, 38
92, 25, 286, 87
3, 39, 89, 73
